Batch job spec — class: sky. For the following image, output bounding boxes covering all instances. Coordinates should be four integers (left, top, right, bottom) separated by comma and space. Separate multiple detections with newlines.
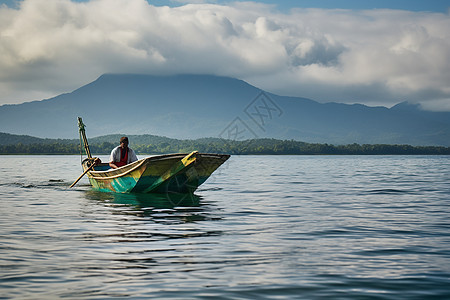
0, 0, 449, 111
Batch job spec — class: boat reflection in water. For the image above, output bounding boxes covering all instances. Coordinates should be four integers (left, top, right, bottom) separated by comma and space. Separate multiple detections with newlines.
82, 190, 221, 224
85, 189, 200, 207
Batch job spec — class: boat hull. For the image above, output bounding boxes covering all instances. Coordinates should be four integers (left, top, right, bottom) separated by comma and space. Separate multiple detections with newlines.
82, 152, 229, 194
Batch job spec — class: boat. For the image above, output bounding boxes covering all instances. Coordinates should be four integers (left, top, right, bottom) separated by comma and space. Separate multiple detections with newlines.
76, 117, 230, 193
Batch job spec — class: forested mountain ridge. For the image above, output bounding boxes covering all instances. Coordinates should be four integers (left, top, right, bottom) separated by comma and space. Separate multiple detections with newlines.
1, 132, 449, 155
0, 132, 74, 145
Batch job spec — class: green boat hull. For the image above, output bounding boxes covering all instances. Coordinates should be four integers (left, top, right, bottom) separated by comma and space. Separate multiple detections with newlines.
83, 152, 229, 194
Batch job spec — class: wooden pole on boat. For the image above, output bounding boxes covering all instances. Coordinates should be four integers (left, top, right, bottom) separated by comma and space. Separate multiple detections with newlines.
77, 117, 92, 159
69, 158, 98, 188
71, 117, 96, 188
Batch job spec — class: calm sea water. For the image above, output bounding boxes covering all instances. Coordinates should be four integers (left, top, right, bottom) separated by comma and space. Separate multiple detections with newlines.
0, 155, 449, 299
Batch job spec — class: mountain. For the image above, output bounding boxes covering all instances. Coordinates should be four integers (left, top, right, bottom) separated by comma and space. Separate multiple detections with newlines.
1, 73, 449, 146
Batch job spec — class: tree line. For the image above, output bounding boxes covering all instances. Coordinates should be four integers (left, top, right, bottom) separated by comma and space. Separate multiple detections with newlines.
1, 138, 449, 155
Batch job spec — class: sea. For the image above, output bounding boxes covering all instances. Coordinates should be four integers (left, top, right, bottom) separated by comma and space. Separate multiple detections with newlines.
0, 154, 449, 299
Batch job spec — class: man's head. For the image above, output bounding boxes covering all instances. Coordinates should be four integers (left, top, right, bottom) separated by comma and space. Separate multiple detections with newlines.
120, 136, 129, 148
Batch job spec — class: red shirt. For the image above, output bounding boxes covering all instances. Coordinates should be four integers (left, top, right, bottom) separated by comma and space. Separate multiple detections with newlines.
115, 147, 128, 167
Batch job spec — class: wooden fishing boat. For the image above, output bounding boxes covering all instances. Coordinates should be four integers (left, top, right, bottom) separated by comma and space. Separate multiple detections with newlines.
82, 151, 229, 193
75, 117, 230, 193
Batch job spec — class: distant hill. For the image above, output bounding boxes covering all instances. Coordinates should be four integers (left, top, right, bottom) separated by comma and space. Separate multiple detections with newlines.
88, 134, 181, 145
1, 73, 449, 146
0, 132, 74, 145
0, 132, 179, 146
1, 132, 449, 155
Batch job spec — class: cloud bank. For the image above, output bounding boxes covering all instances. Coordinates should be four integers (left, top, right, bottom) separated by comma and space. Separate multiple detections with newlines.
1, 0, 449, 110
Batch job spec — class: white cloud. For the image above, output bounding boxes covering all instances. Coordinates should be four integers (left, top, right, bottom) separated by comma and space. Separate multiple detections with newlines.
0, 0, 449, 110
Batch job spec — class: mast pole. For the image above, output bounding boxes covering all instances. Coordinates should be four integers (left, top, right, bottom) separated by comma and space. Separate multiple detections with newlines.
77, 117, 92, 159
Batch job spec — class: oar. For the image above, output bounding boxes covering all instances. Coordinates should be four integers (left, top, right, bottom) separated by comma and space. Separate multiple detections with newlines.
69, 158, 98, 188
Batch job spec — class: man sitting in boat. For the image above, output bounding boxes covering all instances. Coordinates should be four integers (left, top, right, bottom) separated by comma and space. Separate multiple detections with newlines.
109, 136, 138, 169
